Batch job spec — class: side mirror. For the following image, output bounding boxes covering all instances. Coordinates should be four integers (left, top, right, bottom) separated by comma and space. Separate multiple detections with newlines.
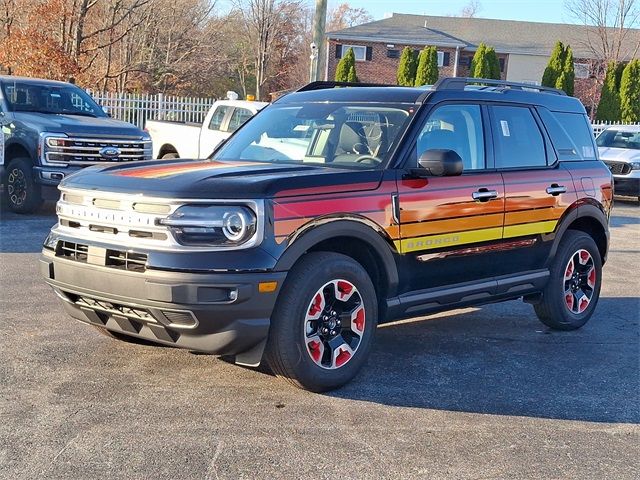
412, 149, 463, 177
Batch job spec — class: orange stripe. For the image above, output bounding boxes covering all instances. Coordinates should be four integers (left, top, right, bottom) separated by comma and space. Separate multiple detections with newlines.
401, 213, 503, 238
505, 208, 562, 226
115, 161, 257, 179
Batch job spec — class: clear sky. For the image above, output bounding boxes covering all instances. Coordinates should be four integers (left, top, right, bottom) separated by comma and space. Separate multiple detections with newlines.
331, 0, 571, 24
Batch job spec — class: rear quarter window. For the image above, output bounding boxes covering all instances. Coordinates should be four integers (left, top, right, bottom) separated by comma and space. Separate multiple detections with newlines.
538, 108, 597, 161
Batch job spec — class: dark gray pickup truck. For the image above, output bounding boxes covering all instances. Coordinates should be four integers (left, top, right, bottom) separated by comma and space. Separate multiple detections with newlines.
0, 76, 152, 213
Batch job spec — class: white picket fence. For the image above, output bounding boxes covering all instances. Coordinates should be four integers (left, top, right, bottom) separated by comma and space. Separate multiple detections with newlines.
87, 91, 216, 129
592, 121, 640, 136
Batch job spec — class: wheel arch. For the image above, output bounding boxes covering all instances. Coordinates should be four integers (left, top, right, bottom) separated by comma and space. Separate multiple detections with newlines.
4, 140, 33, 163
274, 219, 400, 314
158, 143, 179, 158
550, 202, 609, 265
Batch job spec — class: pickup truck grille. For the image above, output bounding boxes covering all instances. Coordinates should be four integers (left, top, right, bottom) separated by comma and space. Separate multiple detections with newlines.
603, 161, 631, 175
56, 240, 148, 272
44, 136, 152, 165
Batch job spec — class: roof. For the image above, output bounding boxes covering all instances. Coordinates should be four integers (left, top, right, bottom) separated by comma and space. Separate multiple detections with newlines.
0, 75, 74, 86
327, 13, 640, 59
277, 84, 585, 114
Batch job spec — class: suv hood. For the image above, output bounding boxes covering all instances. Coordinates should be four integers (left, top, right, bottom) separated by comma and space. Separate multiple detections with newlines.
13, 112, 145, 138
598, 146, 640, 163
59, 159, 384, 199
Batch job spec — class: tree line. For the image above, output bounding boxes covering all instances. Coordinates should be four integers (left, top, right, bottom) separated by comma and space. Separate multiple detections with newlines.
0, 0, 370, 100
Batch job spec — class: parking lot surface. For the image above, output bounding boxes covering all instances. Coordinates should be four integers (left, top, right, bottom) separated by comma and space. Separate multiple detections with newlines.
0, 200, 638, 479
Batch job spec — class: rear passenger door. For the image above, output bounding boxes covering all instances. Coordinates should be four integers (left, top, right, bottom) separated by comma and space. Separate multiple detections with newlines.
396, 103, 506, 291
490, 105, 577, 274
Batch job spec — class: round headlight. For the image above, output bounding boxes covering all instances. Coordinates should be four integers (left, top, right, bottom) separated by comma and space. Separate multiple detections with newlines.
222, 210, 249, 241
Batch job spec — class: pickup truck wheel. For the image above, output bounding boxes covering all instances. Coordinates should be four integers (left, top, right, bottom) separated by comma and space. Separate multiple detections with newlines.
264, 252, 378, 392
4, 158, 43, 214
534, 230, 602, 330
161, 152, 179, 160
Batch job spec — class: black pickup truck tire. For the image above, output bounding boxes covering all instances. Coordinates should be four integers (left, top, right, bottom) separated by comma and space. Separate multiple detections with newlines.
4, 157, 43, 214
534, 230, 602, 330
264, 252, 378, 392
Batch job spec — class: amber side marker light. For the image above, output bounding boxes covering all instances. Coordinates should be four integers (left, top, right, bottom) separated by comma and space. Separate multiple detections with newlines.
258, 281, 278, 293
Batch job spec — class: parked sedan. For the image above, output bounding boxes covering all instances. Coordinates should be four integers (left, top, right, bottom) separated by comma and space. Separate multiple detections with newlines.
596, 125, 640, 201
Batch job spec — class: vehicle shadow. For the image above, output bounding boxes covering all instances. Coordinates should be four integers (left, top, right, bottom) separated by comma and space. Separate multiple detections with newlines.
330, 297, 639, 424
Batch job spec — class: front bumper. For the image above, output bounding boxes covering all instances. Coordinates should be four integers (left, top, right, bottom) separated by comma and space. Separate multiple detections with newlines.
613, 174, 640, 197
41, 249, 286, 361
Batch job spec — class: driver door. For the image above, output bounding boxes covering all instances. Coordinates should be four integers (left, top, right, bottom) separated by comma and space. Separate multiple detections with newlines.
396, 103, 505, 292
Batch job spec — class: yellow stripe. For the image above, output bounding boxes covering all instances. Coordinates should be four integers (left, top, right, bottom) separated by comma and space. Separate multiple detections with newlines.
396, 220, 559, 253
503, 220, 557, 239
396, 227, 503, 253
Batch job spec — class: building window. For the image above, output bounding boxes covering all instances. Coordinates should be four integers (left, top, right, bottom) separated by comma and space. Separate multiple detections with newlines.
387, 49, 400, 58
342, 45, 367, 61
574, 63, 590, 79
436, 51, 451, 67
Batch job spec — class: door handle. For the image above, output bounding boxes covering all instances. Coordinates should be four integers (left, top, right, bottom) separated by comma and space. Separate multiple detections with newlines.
472, 188, 498, 202
546, 184, 567, 196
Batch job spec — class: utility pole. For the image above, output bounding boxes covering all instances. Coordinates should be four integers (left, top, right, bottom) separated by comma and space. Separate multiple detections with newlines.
311, 0, 327, 81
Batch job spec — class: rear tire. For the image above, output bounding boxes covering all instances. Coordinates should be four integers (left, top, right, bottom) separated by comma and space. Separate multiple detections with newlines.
264, 252, 378, 392
3, 158, 43, 214
534, 230, 602, 330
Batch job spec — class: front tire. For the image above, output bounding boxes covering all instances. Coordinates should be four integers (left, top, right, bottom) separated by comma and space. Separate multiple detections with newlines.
3, 158, 43, 214
534, 230, 602, 330
264, 252, 378, 392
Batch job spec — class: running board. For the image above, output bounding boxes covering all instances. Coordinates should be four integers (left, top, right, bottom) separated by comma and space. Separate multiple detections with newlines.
385, 269, 549, 320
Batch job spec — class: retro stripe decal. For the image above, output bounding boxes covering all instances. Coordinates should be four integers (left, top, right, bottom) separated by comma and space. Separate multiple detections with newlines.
114, 161, 259, 179
503, 220, 557, 239
395, 227, 503, 253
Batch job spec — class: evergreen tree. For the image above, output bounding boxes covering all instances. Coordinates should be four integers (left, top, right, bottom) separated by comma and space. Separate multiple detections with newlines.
470, 43, 492, 79
486, 46, 501, 79
397, 46, 417, 86
596, 61, 622, 121
347, 65, 358, 83
542, 41, 566, 88
558, 45, 575, 96
335, 47, 356, 82
620, 59, 640, 122
415, 46, 438, 86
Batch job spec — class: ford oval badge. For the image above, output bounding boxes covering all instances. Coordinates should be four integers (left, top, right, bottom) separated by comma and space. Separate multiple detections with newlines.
100, 147, 121, 159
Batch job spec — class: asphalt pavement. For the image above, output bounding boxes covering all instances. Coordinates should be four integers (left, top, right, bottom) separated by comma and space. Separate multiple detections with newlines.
0, 199, 638, 479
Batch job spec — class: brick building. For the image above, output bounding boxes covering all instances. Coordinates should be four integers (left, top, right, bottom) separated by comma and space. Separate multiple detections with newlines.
326, 14, 640, 116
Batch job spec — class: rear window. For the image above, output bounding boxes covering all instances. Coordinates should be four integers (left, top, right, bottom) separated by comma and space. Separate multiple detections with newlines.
491, 106, 547, 168
538, 109, 597, 160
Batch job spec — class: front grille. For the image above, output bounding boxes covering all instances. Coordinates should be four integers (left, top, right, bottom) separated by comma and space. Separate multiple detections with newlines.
58, 241, 88, 262
56, 241, 148, 272
45, 136, 151, 165
106, 249, 148, 272
604, 161, 632, 175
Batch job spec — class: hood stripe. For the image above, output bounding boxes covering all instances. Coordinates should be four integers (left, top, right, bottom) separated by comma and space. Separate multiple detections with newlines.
114, 161, 258, 179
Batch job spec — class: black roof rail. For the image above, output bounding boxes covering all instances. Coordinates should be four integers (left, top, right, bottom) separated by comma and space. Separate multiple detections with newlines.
296, 81, 394, 92
433, 77, 567, 96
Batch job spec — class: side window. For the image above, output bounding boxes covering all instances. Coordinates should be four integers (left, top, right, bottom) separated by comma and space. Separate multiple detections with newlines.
208, 106, 231, 131
491, 106, 546, 168
415, 104, 485, 171
227, 108, 254, 133
551, 112, 596, 160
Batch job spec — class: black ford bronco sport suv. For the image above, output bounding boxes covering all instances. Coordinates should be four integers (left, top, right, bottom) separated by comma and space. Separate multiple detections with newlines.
42, 79, 612, 392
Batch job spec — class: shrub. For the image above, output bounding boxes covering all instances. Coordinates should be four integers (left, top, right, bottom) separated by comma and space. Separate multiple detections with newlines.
397, 46, 417, 86
415, 46, 438, 86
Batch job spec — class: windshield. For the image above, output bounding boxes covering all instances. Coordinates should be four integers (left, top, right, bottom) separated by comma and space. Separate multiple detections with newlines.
597, 129, 640, 150
213, 102, 415, 169
1, 81, 106, 117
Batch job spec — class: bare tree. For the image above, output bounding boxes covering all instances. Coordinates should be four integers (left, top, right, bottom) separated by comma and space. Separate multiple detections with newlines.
565, 0, 640, 62
460, 0, 482, 18
327, 2, 372, 31
233, 0, 303, 100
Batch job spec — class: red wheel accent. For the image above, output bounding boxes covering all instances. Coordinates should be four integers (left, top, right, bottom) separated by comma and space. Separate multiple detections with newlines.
308, 293, 323, 316
578, 296, 589, 313
564, 259, 574, 280
308, 340, 322, 362
565, 293, 574, 310
335, 348, 351, 367
352, 306, 365, 334
587, 267, 596, 288
579, 250, 590, 264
